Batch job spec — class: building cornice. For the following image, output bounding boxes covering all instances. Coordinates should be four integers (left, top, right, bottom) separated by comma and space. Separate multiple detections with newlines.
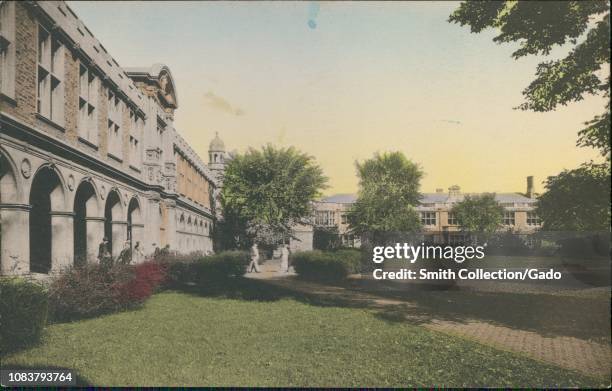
1, 113, 213, 220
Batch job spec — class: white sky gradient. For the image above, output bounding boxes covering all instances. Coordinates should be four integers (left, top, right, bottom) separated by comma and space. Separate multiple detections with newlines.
67, 1, 606, 195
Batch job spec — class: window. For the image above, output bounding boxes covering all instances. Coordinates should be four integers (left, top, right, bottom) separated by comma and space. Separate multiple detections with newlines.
315, 211, 336, 227
128, 109, 143, 168
78, 64, 98, 144
37, 25, 64, 124
527, 212, 541, 226
0, 1, 16, 98
420, 212, 436, 226
447, 212, 459, 226
503, 211, 515, 226
341, 213, 348, 225
107, 89, 122, 159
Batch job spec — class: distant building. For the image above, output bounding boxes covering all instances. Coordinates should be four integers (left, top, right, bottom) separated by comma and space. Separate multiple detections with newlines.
313, 194, 360, 247
313, 177, 541, 247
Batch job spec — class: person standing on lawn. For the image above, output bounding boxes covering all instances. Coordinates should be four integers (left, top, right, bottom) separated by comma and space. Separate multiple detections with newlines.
248, 242, 261, 273
279, 243, 289, 273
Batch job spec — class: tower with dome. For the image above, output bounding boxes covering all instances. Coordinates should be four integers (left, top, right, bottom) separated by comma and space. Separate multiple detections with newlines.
208, 132, 228, 184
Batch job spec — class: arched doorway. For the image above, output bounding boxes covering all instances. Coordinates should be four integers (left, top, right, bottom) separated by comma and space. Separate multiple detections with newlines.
73, 180, 97, 265
29, 166, 65, 273
127, 197, 142, 249
104, 189, 123, 257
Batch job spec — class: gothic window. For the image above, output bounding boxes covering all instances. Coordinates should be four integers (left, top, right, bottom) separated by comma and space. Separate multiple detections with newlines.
107, 89, 122, 159
37, 24, 64, 125
78, 64, 98, 144
0, 1, 16, 99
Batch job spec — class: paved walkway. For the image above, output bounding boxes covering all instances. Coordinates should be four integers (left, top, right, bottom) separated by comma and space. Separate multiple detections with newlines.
247, 260, 611, 379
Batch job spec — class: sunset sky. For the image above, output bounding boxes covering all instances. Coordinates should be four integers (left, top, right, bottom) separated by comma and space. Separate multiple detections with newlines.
67, 1, 606, 196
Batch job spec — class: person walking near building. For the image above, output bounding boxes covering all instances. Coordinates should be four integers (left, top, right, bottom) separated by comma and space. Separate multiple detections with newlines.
133, 241, 145, 263
117, 240, 132, 265
279, 244, 289, 273
248, 243, 261, 273
98, 237, 112, 268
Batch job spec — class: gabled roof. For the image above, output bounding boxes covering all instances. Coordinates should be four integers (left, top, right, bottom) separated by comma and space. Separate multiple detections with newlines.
319, 194, 358, 204
125, 63, 178, 109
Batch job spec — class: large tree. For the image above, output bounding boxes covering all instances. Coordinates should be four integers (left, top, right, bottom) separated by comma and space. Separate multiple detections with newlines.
449, 1, 611, 233
452, 194, 504, 242
348, 152, 423, 237
220, 145, 327, 248
449, 1, 610, 158
537, 163, 610, 231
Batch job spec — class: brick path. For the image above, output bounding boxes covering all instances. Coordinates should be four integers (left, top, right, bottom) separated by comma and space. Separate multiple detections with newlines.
248, 264, 611, 379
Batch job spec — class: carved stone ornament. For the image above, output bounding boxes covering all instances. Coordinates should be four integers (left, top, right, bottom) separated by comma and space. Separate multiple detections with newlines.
100, 185, 106, 200
67, 174, 75, 191
21, 158, 31, 178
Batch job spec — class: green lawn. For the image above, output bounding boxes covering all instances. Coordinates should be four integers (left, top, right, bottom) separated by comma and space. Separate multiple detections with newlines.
2, 291, 602, 387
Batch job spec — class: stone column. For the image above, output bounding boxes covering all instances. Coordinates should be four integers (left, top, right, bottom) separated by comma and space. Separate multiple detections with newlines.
165, 202, 177, 251
50, 211, 74, 273
146, 197, 161, 256
0, 204, 30, 275
86, 216, 105, 263
111, 220, 128, 259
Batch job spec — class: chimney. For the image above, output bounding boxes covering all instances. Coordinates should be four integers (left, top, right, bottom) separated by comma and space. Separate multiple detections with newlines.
448, 185, 461, 197
526, 176, 534, 198
436, 188, 444, 193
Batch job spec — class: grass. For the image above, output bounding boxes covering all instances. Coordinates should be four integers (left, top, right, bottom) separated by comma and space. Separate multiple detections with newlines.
2, 291, 603, 387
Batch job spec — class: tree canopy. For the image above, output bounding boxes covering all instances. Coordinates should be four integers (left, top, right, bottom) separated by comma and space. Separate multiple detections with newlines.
220, 145, 327, 247
536, 163, 611, 231
451, 193, 504, 234
348, 151, 423, 235
449, 1, 611, 158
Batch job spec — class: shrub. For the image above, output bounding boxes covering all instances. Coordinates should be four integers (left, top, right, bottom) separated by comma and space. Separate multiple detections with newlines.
155, 254, 199, 289
0, 278, 48, 353
116, 261, 167, 304
487, 232, 530, 256
48, 262, 166, 322
332, 248, 363, 273
313, 226, 342, 250
292, 250, 361, 281
195, 251, 250, 283
49, 264, 129, 321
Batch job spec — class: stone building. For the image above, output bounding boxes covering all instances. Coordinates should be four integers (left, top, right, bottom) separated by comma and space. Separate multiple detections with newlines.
0, 1, 217, 275
314, 177, 541, 247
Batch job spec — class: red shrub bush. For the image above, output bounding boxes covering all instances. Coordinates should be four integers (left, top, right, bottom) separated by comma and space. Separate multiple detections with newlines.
49, 262, 167, 322
116, 261, 167, 304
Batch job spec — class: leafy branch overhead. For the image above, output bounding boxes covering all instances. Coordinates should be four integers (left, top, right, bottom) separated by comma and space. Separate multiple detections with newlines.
449, 1, 611, 157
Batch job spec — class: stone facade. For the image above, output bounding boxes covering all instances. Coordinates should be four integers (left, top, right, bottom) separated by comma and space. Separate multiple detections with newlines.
0, 1, 217, 275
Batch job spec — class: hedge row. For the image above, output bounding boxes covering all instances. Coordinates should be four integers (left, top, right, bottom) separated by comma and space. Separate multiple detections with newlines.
1, 251, 250, 354
291, 249, 362, 281
156, 250, 249, 288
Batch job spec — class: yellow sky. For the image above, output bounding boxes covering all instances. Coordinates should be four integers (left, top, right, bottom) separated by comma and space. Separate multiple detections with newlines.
68, 1, 607, 196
